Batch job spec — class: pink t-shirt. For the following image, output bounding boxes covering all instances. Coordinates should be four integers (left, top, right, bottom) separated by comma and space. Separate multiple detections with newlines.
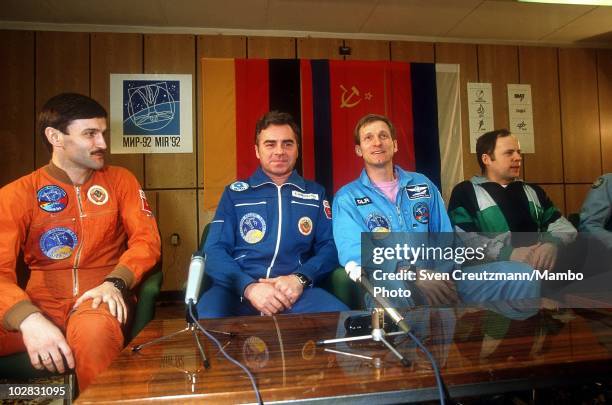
373, 177, 399, 204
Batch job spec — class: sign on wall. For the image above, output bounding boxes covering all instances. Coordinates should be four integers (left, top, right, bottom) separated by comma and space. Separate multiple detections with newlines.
110, 74, 193, 154
467, 82, 494, 153
507, 83, 535, 153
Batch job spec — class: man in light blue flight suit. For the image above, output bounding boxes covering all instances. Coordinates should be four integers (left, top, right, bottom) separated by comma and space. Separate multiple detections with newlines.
197, 111, 348, 318
333, 114, 539, 310
580, 173, 612, 251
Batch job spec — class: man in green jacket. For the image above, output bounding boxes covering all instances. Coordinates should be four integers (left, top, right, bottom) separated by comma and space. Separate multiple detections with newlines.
448, 129, 576, 274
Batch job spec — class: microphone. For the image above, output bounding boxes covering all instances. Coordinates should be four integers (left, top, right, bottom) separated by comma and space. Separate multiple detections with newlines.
185, 253, 205, 305
345, 261, 410, 333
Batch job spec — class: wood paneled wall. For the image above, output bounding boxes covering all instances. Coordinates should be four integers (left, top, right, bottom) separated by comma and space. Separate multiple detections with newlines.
1, 30, 611, 290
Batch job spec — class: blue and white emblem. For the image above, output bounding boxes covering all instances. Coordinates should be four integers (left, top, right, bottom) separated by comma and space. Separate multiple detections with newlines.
239, 213, 266, 244
406, 184, 431, 200
39, 227, 78, 260
413, 202, 430, 224
366, 213, 391, 232
37, 185, 68, 213
230, 181, 249, 192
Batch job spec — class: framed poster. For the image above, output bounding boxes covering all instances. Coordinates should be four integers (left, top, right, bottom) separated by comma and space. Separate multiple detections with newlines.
110, 74, 193, 154
467, 82, 494, 153
507, 83, 535, 153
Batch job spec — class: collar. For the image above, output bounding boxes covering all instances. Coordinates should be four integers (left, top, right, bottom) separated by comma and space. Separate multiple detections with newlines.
470, 175, 524, 186
359, 165, 414, 189
248, 167, 306, 191
44, 161, 95, 186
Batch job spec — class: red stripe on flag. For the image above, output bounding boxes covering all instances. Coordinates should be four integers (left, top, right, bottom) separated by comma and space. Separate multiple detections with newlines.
329, 60, 388, 192
387, 62, 415, 171
300, 60, 315, 180
235, 59, 269, 179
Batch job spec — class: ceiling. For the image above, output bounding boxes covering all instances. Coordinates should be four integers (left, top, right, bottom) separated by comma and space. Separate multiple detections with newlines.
1, 0, 611, 47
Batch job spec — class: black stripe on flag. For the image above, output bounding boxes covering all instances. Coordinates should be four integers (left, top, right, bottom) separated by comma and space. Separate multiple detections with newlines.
311, 60, 334, 197
269, 59, 303, 174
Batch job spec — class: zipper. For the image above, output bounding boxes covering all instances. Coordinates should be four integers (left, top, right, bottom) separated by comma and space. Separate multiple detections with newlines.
396, 204, 403, 227
265, 184, 283, 279
72, 185, 86, 297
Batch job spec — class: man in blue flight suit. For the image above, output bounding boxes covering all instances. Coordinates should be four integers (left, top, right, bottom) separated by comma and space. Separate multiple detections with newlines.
333, 114, 539, 309
197, 111, 348, 318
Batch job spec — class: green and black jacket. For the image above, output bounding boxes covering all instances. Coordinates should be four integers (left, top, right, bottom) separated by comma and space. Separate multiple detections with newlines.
448, 176, 576, 261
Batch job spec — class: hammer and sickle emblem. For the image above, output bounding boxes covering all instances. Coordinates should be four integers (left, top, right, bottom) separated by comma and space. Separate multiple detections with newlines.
340, 85, 361, 108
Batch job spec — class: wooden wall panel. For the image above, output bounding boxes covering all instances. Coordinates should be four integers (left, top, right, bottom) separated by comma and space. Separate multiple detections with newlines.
248, 37, 295, 58
435, 43, 479, 179
143, 34, 197, 189
598, 50, 612, 174
519, 47, 563, 184
344, 39, 389, 61
90, 33, 144, 185
538, 184, 566, 216
35, 31, 90, 168
157, 190, 197, 291
0, 30, 35, 186
565, 184, 592, 216
559, 48, 601, 183
390, 41, 434, 63
297, 38, 343, 59
477, 45, 519, 132
198, 35, 246, 59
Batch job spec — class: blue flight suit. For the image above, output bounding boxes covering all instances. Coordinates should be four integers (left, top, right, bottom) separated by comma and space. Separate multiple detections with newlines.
197, 167, 348, 318
333, 166, 539, 309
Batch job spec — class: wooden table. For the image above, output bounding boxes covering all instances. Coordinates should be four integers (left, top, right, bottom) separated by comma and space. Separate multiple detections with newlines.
76, 303, 612, 404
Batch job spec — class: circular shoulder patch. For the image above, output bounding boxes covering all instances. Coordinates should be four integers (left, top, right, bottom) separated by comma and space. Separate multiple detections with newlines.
37, 185, 68, 213
592, 177, 604, 189
298, 216, 313, 236
239, 213, 266, 244
39, 227, 78, 260
413, 202, 430, 224
230, 181, 249, 192
366, 213, 391, 232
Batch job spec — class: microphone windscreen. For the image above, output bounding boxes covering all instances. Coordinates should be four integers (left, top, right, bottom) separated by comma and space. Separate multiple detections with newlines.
185, 255, 205, 304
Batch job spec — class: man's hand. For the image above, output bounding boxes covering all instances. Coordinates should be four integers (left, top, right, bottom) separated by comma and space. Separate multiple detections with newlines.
414, 270, 459, 305
259, 275, 304, 306
510, 245, 539, 264
73, 281, 128, 324
19, 312, 75, 374
244, 282, 292, 315
529, 242, 558, 271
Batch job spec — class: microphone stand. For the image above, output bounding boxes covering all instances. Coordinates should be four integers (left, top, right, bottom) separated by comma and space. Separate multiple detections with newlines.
316, 307, 410, 367
317, 263, 412, 366
132, 255, 232, 369
131, 301, 231, 368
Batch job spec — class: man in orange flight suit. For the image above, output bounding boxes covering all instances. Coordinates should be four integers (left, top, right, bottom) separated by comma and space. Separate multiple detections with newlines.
0, 93, 161, 391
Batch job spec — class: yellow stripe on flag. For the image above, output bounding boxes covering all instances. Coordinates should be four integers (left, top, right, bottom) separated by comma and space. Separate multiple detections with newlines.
201, 58, 237, 211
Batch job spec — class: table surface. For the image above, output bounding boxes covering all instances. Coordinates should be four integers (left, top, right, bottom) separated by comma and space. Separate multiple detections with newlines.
75, 302, 612, 404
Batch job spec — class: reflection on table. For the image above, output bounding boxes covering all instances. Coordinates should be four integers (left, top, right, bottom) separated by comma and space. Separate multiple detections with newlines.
76, 300, 612, 404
